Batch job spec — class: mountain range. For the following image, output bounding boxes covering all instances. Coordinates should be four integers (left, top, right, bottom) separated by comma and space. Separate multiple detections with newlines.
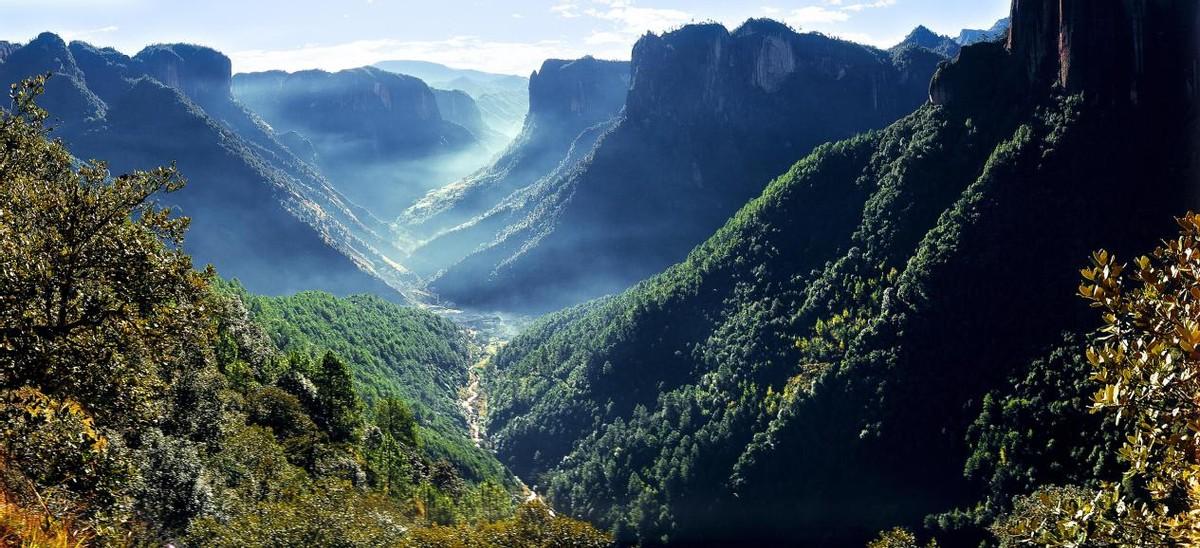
892, 18, 1011, 58
0, 34, 414, 300
482, 1, 1199, 544
417, 19, 947, 313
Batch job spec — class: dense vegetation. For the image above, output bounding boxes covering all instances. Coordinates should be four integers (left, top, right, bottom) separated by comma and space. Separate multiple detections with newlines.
0, 78, 608, 546
483, 3, 1197, 543
228, 285, 508, 483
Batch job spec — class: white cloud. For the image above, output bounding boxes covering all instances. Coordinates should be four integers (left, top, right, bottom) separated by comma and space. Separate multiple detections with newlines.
60, 25, 120, 42
784, 6, 850, 25
551, 2, 582, 18
841, 0, 898, 12
229, 36, 589, 76
583, 0, 692, 34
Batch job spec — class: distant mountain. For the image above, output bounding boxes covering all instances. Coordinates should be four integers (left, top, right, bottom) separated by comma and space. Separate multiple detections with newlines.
956, 17, 1010, 46
425, 19, 944, 313
893, 25, 961, 57
231, 67, 486, 219
0, 41, 18, 62
432, 87, 505, 148
374, 59, 529, 138
400, 56, 630, 271
483, 1, 1198, 544
0, 33, 413, 300
892, 18, 1011, 58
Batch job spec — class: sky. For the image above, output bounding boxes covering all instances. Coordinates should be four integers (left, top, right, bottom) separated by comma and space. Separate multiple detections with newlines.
0, 0, 1011, 76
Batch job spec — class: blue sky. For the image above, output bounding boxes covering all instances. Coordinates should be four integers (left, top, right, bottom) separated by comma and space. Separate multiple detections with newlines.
1, 0, 1010, 75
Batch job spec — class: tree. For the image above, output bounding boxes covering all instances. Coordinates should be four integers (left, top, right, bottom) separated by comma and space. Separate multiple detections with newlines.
313, 351, 364, 443
375, 397, 420, 448
0, 75, 213, 429
994, 213, 1200, 545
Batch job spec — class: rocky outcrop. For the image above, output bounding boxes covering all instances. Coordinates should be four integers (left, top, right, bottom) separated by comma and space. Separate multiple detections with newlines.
133, 43, 233, 103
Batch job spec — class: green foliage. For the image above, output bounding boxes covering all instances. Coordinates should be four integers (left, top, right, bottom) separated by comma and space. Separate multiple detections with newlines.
406, 500, 611, 547
376, 397, 421, 449
313, 351, 365, 443
995, 214, 1200, 544
0, 79, 577, 545
228, 285, 506, 483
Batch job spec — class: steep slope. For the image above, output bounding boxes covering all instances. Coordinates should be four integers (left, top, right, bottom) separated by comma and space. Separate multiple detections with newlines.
429, 20, 944, 313
233, 285, 508, 483
231, 67, 483, 219
483, 1, 1199, 544
374, 59, 529, 137
401, 56, 630, 270
0, 34, 412, 300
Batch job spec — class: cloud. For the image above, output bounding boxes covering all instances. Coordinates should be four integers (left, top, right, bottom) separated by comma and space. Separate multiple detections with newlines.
60, 25, 120, 41
583, 0, 693, 33
784, 6, 850, 25
840, 0, 898, 12
551, 2, 582, 18
229, 36, 590, 76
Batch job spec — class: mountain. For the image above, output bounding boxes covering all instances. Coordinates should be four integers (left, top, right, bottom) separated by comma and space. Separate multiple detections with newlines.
0, 33, 413, 300
231, 67, 486, 220
956, 17, 1011, 46
482, 0, 1198, 544
400, 56, 630, 270
426, 19, 945, 313
894, 25, 961, 57
375, 59, 530, 138
892, 18, 1012, 58
0, 40, 18, 62
432, 87, 506, 148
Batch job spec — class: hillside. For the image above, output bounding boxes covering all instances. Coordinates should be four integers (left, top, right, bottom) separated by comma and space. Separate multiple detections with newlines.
427, 19, 946, 313
483, 1, 1199, 544
0, 34, 414, 300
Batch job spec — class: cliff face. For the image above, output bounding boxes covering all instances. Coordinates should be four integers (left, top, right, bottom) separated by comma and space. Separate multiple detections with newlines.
134, 43, 233, 103
936, 0, 1199, 109
527, 56, 630, 127
398, 57, 630, 244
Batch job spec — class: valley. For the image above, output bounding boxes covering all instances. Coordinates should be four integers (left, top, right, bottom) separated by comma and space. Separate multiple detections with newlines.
1, 1, 1197, 546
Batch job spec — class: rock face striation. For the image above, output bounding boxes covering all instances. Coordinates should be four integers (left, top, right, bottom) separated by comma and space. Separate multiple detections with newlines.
426, 19, 944, 313
0, 33, 412, 300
